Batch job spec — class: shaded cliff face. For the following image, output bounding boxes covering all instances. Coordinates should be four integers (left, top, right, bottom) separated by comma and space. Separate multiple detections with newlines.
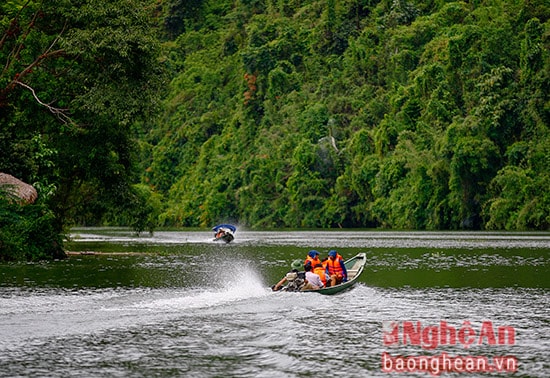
0, 173, 37, 204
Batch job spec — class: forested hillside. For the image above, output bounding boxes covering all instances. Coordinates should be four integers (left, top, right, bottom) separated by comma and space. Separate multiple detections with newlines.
147, 0, 549, 230
1, 0, 549, 260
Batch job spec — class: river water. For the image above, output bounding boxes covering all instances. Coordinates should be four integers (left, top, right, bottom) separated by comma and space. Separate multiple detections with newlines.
0, 229, 548, 377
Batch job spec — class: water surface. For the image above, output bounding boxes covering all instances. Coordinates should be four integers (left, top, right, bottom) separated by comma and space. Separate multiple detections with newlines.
0, 230, 548, 377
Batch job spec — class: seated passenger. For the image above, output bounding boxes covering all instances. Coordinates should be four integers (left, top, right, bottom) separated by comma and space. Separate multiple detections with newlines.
313, 263, 328, 287
302, 263, 323, 290
304, 250, 321, 271
325, 250, 347, 286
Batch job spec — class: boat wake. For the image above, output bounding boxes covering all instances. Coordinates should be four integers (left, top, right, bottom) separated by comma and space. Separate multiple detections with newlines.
0, 255, 276, 352
136, 262, 269, 312
0, 269, 270, 352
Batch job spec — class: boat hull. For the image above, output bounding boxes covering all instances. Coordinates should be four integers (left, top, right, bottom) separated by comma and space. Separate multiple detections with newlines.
212, 224, 236, 243
306, 276, 358, 295
283, 252, 367, 295
214, 233, 234, 243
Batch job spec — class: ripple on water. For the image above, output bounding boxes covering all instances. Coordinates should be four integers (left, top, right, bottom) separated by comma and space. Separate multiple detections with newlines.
0, 284, 548, 377
1, 230, 549, 377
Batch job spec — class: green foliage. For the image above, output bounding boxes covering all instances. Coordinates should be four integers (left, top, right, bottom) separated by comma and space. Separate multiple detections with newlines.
144, 0, 549, 231
103, 184, 164, 235
3, 0, 548, 246
484, 136, 550, 230
0, 197, 65, 261
1, 0, 164, 259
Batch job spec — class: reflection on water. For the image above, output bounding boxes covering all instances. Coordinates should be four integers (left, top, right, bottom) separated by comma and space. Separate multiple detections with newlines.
0, 229, 548, 377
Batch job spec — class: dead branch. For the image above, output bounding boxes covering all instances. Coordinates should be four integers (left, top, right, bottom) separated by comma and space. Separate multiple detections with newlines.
14, 80, 74, 124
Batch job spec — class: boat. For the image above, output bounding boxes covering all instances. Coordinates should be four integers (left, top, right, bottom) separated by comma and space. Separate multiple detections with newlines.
212, 224, 236, 243
277, 252, 367, 295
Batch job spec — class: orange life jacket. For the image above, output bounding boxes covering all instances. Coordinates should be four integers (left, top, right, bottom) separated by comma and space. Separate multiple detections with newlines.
326, 254, 345, 277
313, 265, 327, 285
304, 256, 321, 270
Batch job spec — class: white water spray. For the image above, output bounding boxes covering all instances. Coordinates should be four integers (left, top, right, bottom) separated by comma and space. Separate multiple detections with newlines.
137, 261, 269, 312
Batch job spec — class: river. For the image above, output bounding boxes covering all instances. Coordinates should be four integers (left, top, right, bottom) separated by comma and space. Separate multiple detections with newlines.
0, 229, 548, 377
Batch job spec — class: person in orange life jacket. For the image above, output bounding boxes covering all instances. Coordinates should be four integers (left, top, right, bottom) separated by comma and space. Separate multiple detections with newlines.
304, 250, 321, 271
302, 263, 323, 290
325, 250, 347, 287
313, 263, 329, 287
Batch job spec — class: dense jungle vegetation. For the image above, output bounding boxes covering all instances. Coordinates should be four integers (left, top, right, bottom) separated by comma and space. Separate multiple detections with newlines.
151, 0, 549, 230
1, 0, 549, 260
0, 0, 163, 260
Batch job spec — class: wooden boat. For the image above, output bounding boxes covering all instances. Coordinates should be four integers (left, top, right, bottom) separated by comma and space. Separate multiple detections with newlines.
276, 253, 367, 295
212, 224, 236, 243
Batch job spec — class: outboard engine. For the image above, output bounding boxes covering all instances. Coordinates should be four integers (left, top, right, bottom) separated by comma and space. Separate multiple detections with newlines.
283, 271, 305, 292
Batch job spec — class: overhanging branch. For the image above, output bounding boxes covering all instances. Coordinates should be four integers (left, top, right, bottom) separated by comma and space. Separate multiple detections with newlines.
14, 80, 74, 124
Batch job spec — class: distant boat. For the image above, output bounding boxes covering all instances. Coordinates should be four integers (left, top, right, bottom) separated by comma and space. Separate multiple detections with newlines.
212, 224, 236, 243
276, 253, 367, 295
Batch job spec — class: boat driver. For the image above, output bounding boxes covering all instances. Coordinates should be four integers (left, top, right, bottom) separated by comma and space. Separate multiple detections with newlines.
271, 259, 306, 291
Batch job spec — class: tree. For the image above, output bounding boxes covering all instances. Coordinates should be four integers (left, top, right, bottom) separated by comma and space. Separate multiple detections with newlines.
148, 0, 549, 231
0, 0, 163, 259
